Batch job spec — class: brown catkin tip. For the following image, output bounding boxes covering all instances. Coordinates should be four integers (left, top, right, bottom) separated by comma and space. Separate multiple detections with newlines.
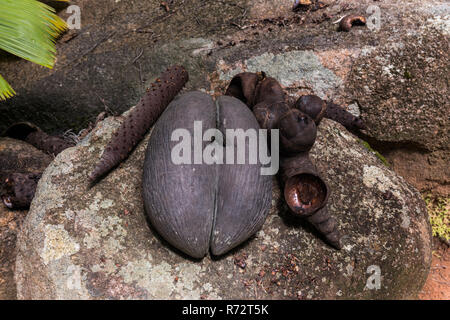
324, 101, 366, 132
306, 208, 342, 249
89, 65, 189, 183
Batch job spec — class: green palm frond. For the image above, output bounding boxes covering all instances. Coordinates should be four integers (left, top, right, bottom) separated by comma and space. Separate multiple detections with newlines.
0, 73, 15, 100
0, 0, 69, 100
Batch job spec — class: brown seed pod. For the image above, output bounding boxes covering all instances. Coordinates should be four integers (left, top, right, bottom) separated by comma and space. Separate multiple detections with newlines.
143, 92, 272, 258
252, 100, 289, 131
338, 14, 367, 32
225, 73, 342, 249
1, 173, 41, 209
253, 76, 285, 105
277, 109, 317, 154
89, 65, 189, 183
250, 76, 288, 132
225, 73, 285, 109
294, 95, 327, 124
251, 77, 317, 154
225, 72, 261, 108
280, 153, 341, 249
3, 122, 74, 156
227, 74, 318, 154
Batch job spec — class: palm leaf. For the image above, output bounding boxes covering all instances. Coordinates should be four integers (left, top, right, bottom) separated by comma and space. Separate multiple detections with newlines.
0, 73, 15, 100
0, 0, 68, 100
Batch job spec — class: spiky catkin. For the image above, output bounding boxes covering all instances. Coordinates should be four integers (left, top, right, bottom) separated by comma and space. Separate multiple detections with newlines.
88, 65, 189, 183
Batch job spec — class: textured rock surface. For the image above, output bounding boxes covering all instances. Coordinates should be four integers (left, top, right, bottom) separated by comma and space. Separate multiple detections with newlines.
0, 138, 52, 299
346, 31, 449, 195
15, 113, 431, 299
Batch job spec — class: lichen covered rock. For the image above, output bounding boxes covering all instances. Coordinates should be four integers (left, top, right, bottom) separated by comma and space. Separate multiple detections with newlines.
15, 113, 431, 299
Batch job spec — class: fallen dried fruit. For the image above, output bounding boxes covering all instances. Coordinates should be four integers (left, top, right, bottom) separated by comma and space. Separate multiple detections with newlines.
338, 14, 367, 32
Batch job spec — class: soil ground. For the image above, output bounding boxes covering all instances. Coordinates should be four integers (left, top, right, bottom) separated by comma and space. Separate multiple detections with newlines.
419, 238, 449, 300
